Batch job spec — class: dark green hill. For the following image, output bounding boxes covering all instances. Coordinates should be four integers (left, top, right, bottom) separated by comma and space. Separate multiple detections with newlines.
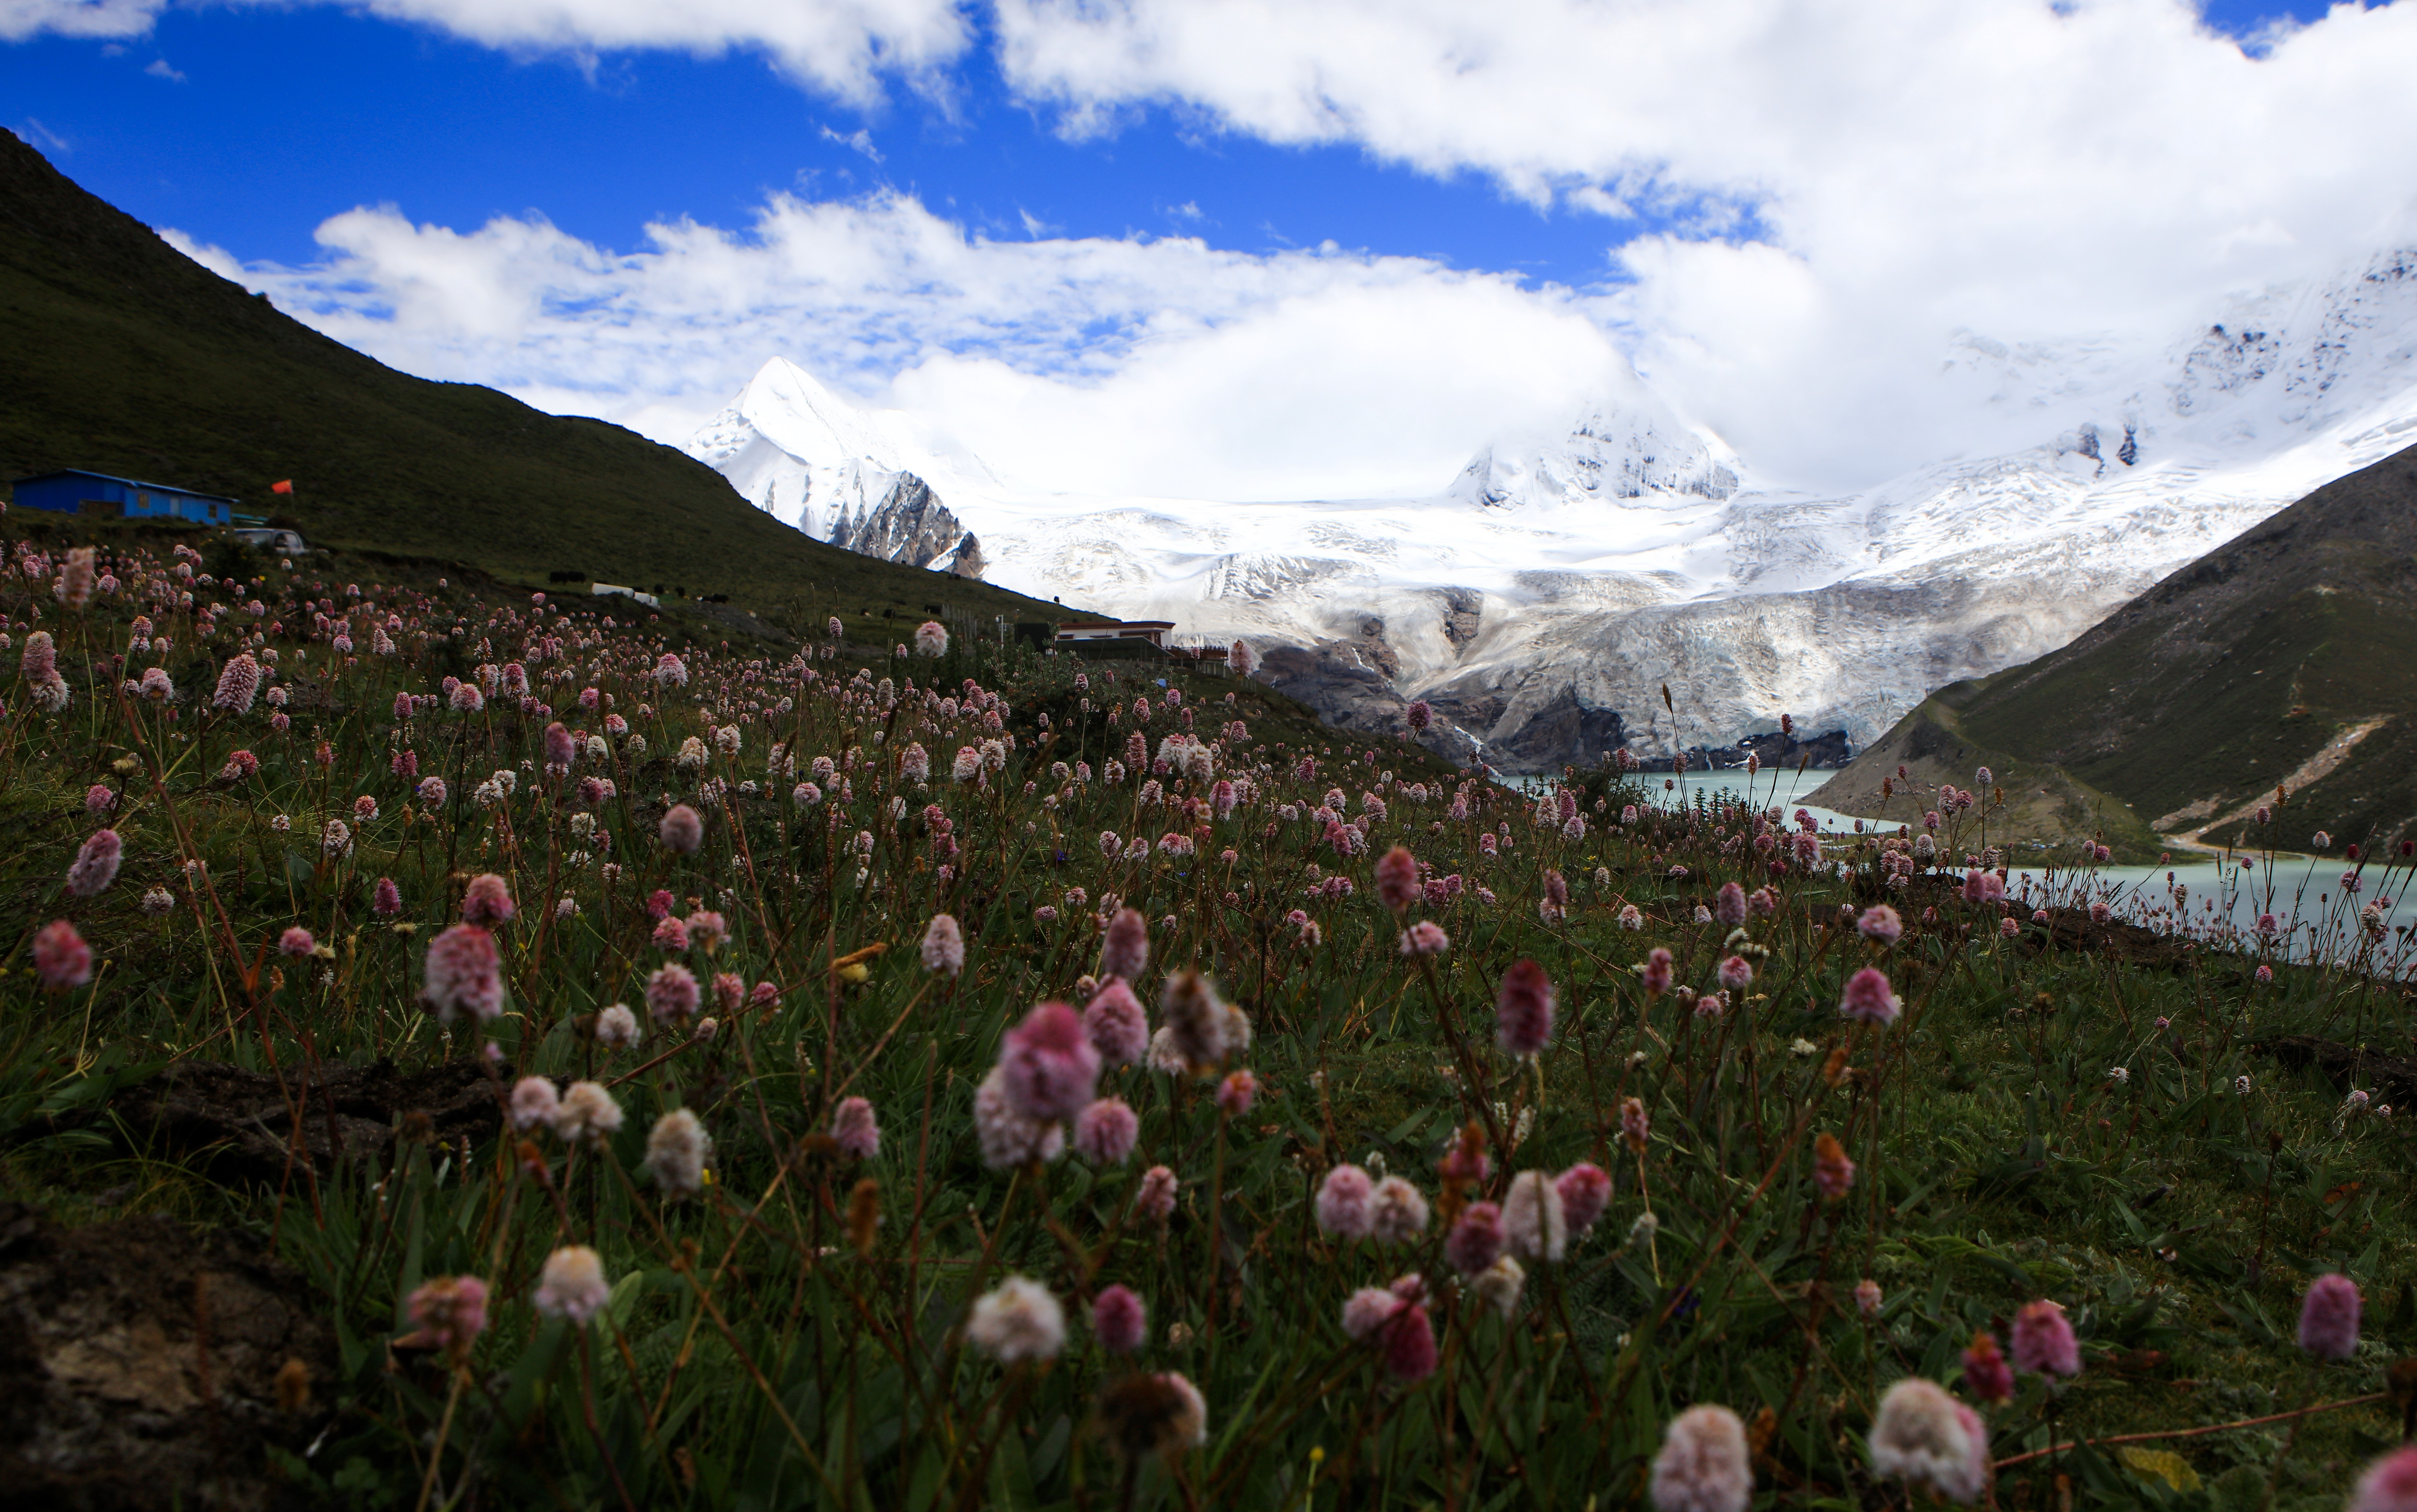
0, 132, 1080, 636
1810, 441, 2417, 856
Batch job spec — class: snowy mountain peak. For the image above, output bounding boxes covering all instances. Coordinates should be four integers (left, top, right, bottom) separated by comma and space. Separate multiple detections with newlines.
686, 246, 2417, 774
682, 357, 995, 538
1447, 388, 1741, 511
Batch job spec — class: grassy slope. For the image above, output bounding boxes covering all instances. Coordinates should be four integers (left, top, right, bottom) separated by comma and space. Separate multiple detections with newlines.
0, 133, 1089, 639
1804, 689, 2166, 861
1814, 444, 2417, 852
1, 522, 2411, 1509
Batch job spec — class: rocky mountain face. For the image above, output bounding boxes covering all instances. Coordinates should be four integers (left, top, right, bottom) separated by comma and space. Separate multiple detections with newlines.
684, 358, 992, 579
689, 248, 2417, 776
1808, 441, 2417, 855
827, 474, 985, 578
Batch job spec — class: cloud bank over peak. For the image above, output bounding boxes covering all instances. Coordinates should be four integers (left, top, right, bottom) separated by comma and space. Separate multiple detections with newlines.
170, 191, 1638, 501
73, 0, 2417, 496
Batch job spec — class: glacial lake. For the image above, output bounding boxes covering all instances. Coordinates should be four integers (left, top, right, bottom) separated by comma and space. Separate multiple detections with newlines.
1510, 766, 2417, 968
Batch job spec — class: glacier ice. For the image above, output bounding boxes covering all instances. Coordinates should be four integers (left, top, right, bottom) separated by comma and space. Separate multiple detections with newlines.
685, 249, 2417, 773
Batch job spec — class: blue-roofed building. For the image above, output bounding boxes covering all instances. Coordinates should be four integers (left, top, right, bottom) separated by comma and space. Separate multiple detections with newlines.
8, 470, 238, 525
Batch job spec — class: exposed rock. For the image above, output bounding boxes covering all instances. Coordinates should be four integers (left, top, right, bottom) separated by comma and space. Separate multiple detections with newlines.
828, 473, 986, 579
1438, 588, 1483, 649
1456, 684, 1630, 775
1257, 639, 1483, 763
108, 1058, 500, 1180
1634, 727, 1853, 774
0, 1202, 337, 1510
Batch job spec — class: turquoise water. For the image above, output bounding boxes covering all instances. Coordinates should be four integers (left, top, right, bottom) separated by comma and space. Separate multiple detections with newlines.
1514, 766, 2417, 969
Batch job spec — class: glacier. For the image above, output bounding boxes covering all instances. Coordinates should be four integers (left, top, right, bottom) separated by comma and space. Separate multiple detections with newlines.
684, 250, 2417, 775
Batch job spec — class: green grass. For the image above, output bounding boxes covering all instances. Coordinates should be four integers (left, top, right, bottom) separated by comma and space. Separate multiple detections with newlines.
1, 519, 2413, 1511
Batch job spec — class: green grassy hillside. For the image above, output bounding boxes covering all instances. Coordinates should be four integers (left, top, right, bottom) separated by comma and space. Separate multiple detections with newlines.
1813, 443, 2417, 854
0, 132, 1085, 638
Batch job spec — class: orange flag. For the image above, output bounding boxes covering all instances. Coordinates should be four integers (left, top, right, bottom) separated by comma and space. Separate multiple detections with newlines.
270, 479, 294, 495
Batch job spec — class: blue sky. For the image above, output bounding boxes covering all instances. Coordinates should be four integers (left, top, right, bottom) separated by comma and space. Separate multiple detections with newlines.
3, 0, 2410, 499
7, 2, 2344, 285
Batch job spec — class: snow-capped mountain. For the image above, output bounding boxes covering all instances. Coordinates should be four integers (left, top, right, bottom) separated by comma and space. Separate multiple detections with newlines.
684, 250, 2417, 774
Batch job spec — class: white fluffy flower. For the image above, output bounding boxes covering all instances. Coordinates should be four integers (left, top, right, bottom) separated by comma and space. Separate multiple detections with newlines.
966, 1276, 1065, 1363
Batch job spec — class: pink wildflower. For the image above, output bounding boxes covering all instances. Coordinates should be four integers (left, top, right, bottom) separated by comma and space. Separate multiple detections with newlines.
920, 913, 965, 976
1870, 1379, 1989, 1504
652, 915, 690, 951
2352, 1448, 2417, 1512
509, 1076, 560, 1130
1445, 1202, 1506, 1277
422, 924, 504, 1021
403, 1276, 489, 1356
2009, 1299, 2081, 1376
1316, 1165, 1375, 1239
1369, 1177, 1430, 1245
1858, 904, 1903, 945
1382, 1299, 1438, 1381
1215, 1069, 1257, 1116
647, 961, 701, 1022
84, 784, 115, 816
1717, 955, 1753, 993
1651, 1404, 1752, 1512
1556, 1163, 1612, 1232
460, 872, 515, 925
1074, 1098, 1140, 1164
372, 877, 403, 916
1100, 906, 1150, 981
1641, 947, 1673, 997
1128, 1164, 1180, 1224
1812, 1132, 1855, 1200
1715, 881, 1748, 926
1503, 1170, 1567, 1262
2299, 1273, 2361, 1361
211, 651, 260, 713
1082, 978, 1150, 1066
832, 1096, 880, 1159
1855, 1279, 1884, 1318
974, 1063, 1065, 1169
65, 828, 121, 897
1612, 1102, 1650, 1165
1399, 920, 1449, 956
1839, 966, 1901, 1025
1375, 844, 1420, 913
1093, 1285, 1147, 1355
660, 803, 704, 854
32, 919, 92, 990
999, 1002, 1102, 1122
1341, 1286, 1405, 1342
279, 926, 316, 957
1495, 958, 1555, 1056
1962, 1331, 2014, 1404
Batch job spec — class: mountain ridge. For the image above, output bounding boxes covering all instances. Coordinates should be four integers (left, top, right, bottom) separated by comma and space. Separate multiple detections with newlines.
1807, 439, 2417, 856
687, 250, 2417, 771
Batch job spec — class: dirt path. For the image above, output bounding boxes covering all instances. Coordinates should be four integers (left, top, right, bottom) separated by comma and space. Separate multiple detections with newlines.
2162, 716, 2389, 856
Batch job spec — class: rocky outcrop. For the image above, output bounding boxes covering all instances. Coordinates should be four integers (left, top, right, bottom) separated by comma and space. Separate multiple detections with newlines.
1258, 637, 1485, 764
828, 473, 986, 578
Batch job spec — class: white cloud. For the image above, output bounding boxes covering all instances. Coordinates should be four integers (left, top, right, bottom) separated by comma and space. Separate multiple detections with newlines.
173, 192, 1628, 499
820, 125, 883, 162
0, 0, 159, 42
994, 0, 2417, 485
4, 0, 968, 101
142, 55, 181, 79
54, 0, 2417, 494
